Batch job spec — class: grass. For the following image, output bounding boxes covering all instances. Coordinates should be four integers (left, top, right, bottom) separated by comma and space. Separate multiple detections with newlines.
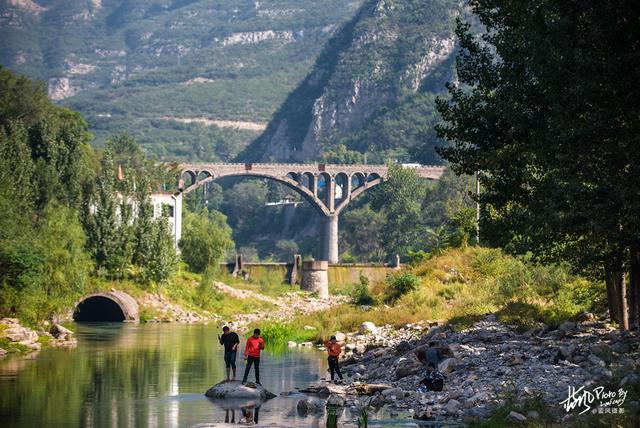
268, 247, 606, 343
88, 264, 277, 322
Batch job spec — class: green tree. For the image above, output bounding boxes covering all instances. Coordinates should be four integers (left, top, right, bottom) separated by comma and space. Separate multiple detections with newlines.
340, 204, 385, 262
180, 210, 234, 273
370, 164, 428, 261
141, 218, 177, 286
273, 240, 299, 261
435, 1, 640, 328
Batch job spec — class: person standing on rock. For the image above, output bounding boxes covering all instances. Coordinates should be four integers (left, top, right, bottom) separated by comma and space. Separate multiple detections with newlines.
219, 326, 240, 381
323, 335, 344, 383
242, 328, 265, 385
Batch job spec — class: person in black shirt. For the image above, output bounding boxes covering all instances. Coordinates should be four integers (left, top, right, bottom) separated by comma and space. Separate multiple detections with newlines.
218, 326, 240, 381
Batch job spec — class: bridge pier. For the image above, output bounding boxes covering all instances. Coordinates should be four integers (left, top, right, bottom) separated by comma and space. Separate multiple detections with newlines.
323, 214, 339, 263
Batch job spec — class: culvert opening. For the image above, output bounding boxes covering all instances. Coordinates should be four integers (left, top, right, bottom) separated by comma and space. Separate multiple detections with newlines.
73, 296, 126, 322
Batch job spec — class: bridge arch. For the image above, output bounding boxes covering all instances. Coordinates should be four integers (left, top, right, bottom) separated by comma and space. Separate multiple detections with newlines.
73, 291, 139, 322
176, 163, 445, 262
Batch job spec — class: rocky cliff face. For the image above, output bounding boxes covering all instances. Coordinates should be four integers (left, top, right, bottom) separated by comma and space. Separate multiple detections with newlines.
0, 0, 362, 158
241, 0, 460, 163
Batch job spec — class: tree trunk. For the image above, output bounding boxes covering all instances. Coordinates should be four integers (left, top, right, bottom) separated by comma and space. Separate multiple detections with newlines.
620, 275, 629, 330
605, 266, 621, 324
629, 249, 640, 330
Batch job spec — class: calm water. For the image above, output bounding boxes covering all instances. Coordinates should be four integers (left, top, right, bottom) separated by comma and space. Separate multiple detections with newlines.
0, 323, 427, 428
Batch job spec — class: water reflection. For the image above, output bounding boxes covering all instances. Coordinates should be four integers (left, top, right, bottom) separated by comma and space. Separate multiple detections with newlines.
0, 323, 328, 428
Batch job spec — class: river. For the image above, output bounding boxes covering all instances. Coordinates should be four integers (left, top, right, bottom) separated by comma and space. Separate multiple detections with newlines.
0, 323, 423, 427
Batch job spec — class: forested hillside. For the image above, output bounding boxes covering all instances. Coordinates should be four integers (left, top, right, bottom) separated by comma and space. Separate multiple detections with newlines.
0, 0, 362, 159
241, 0, 462, 164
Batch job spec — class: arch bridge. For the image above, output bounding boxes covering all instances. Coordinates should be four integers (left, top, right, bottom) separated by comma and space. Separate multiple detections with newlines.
178, 163, 445, 263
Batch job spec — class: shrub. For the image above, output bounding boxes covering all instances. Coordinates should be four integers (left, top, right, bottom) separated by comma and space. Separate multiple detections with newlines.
352, 274, 376, 305
386, 271, 420, 302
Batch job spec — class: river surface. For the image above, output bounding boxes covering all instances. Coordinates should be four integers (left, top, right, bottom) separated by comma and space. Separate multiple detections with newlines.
0, 323, 430, 428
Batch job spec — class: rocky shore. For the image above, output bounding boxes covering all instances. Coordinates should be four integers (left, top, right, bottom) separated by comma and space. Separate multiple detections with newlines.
0, 318, 77, 357
296, 314, 639, 424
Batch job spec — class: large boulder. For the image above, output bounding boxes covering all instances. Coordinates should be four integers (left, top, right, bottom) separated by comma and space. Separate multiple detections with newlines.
359, 322, 378, 334
204, 380, 276, 401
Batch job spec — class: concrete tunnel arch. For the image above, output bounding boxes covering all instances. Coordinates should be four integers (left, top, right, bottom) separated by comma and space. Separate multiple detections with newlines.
73, 291, 139, 322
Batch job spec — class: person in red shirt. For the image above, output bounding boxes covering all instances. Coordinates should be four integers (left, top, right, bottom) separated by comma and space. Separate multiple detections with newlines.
323, 335, 344, 383
242, 328, 265, 385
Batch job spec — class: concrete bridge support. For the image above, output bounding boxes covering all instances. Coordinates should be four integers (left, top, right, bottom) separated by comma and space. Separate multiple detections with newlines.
323, 214, 339, 264
177, 163, 445, 263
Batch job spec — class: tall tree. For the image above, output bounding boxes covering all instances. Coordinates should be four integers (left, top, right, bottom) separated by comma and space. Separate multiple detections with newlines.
436, 0, 640, 328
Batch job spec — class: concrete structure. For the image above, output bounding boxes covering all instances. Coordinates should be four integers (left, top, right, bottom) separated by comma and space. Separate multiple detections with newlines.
300, 260, 329, 299
73, 291, 139, 322
150, 192, 182, 249
178, 163, 444, 262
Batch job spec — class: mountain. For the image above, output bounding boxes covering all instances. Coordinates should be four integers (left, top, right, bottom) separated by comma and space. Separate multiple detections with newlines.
240, 0, 461, 164
0, 0, 362, 159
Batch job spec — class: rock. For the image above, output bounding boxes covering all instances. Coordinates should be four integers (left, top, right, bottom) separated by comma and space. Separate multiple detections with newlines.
381, 387, 404, 399
355, 343, 367, 354
326, 394, 346, 407
395, 340, 412, 354
526, 410, 540, 420
334, 332, 346, 343
0, 348, 6, 357
298, 341, 313, 347
507, 411, 527, 423
438, 357, 457, 374
395, 354, 423, 380
445, 399, 461, 414
611, 341, 631, 354
558, 345, 576, 360
359, 322, 378, 335
297, 397, 324, 415
50, 324, 73, 339
204, 380, 276, 401
577, 312, 596, 322
558, 321, 576, 333
465, 406, 492, 419
287, 341, 297, 348
303, 325, 316, 330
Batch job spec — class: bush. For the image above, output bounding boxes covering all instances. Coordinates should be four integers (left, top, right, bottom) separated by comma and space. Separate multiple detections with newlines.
352, 274, 376, 305
386, 271, 420, 302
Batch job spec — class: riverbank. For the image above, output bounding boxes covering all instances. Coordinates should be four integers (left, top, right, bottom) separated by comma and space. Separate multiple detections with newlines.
292, 314, 639, 427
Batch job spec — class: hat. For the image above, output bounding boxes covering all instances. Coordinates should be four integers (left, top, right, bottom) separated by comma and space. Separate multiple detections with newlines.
330, 335, 336, 340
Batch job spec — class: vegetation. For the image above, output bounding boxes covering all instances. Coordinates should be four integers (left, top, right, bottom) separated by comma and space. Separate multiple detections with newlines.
0, 68, 239, 324
0, 0, 362, 157
274, 247, 605, 342
241, 0, 462, 164
436, 0, 640, 329
179, 209, 234, 273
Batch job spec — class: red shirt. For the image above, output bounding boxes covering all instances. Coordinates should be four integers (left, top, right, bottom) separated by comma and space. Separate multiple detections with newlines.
244, 336, 265, 358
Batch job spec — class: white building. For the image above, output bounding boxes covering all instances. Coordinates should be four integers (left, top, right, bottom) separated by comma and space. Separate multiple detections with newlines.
149, 192, 183, 249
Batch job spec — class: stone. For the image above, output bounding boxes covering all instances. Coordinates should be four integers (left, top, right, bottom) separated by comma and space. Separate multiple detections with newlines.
382, 387, 405, 399
50, 324, 73, 339
0, 348, 6, 357
465, 406, 492, 419
334, 332, 346, 343
611, 341, 631, 354
297, 397, 324, 415
526, 410, 540, 420
438, 357, 457, 374
303, 325, 316, 330
287, 341, 297, 348
507, 411, 527, 423
445, 399, 461, 414
395, 354, 423, 380
355, 343, 367, 354
577, 312, 596, 322
359, 322, 378, 334
326, 394, 346, 407
558, 321, 576, 333
204, 380, 276, 401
